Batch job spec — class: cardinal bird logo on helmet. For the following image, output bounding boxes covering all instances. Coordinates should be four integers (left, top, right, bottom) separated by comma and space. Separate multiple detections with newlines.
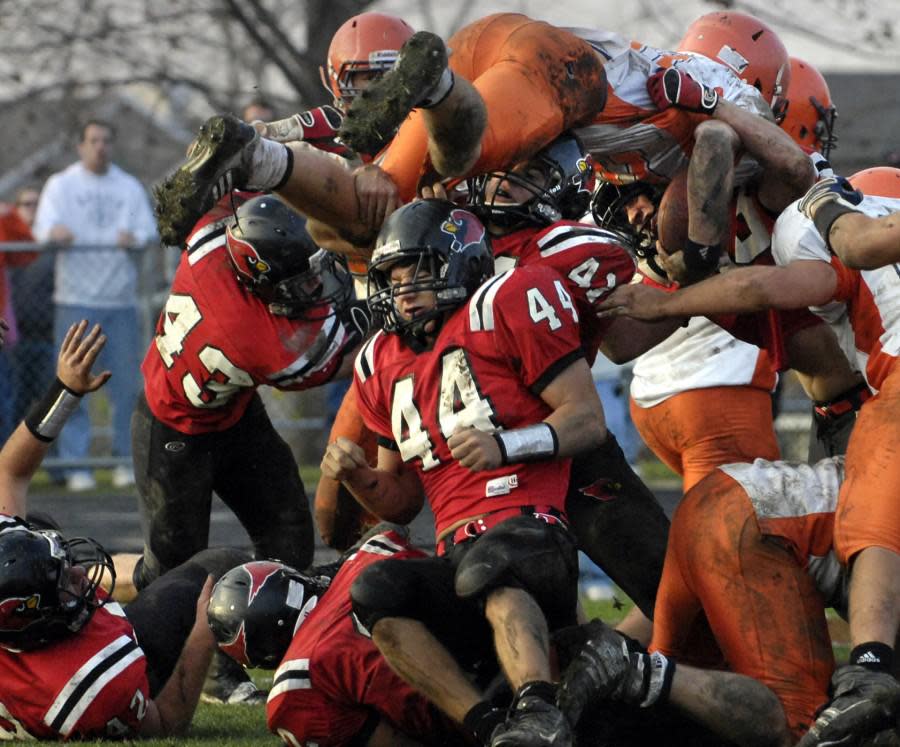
0, 595, 40, 632
440, 209, 486, 254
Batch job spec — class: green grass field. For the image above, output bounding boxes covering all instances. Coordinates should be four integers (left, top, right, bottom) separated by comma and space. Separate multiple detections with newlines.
70, 593, 852, 746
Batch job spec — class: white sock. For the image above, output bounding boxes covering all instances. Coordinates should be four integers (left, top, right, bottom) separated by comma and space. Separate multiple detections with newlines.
247, 138, 290, 190
420, 68, 455, 109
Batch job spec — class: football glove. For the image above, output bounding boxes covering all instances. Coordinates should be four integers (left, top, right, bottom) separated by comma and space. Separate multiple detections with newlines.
648, 67, 719, 115
798, 176, 864, 251
255, 105, 352, 158
557, 620, 674, 726
797, 665, 900, 747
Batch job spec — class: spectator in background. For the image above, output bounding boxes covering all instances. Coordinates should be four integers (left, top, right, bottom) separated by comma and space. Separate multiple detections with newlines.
33, 119, 156, 491
8, 187, 54, 428
0, 187, 40, 443
241, 96, 276, 124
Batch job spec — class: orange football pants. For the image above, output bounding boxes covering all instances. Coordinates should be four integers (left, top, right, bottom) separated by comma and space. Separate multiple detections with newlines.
313, 383, 379, 548
835, 363, 900, 563
381, 13, 607, 201
650, 470, 834, 740
630, 386, 780, 492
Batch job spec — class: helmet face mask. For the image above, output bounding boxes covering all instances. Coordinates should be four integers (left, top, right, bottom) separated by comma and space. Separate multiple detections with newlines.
207, 561, 328, 669
591, 181, 662, 259
226, 196, 353, 320
319, 13, 415, 112
780, 58, 838, 159
368, 201, 493, 346
0, 529, 113, 651
469, 134, 596, 230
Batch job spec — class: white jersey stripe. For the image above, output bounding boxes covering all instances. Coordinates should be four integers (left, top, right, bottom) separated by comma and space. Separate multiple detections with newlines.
44, 634, 142, 734
58, 646, 144, 736
187, 233, 226, 266
469, 272, 512, 332
539, 234, 613, 258
354, 332, 381, 383
270, 658, 311, 700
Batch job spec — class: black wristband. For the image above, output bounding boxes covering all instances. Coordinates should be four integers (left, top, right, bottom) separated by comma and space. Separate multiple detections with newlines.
272, 145, 294, 191
25, 378, 83, 442
682, 239, 721, 276
850, 642, 894, 672
812, 200, 861, 254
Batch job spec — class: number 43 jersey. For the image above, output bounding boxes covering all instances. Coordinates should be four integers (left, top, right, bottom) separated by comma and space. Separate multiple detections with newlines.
354, 264, 583, 536
142, 208, 354, 434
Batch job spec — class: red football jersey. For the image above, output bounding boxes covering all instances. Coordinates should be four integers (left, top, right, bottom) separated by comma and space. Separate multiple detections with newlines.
354, 265, 581, 536
0, 518, 149, 740
267, 530, 451, 746
491, 221, 637, 362
142, 202, 354, 434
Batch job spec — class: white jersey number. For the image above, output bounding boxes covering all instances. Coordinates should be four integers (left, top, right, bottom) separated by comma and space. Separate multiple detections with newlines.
155, 294, 253, 408
391, 349, 497, 471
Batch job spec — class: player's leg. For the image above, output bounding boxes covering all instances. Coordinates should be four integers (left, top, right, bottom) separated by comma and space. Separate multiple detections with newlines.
377, 14, 607, 202
678, 471, 834, 741
566, 433, 670, 618
214, 393, 315, 572
154, 117, 370, 248
125, 547, 256, 703
454, 516, 579, 746
131, 391, 215, 590
350, 555, 503, 742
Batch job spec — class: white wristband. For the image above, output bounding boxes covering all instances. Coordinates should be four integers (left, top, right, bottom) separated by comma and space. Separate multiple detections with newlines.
493, 423, 559, 465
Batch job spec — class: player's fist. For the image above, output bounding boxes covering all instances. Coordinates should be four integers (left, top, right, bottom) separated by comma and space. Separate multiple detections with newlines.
648, 67, 718, 115
320, 437, 370, 482
798, 176, 864, 247
254, 106, 352, 157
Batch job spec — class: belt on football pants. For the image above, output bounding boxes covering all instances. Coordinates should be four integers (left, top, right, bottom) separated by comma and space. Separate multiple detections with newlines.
435, 504, 568, 557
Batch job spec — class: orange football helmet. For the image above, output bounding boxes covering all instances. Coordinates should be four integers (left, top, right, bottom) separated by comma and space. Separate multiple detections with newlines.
849, 167, 900, 199
781, 57, 837, 159
320, 13, 415, 111
678, 11, 790, 120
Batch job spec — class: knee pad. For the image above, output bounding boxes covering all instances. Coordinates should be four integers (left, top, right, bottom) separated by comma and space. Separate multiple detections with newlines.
350, 559, 428, 634
454, 516, 577, 622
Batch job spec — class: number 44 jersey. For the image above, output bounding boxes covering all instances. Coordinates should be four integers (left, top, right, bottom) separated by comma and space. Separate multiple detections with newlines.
354, 264, 583, 536
142, 204, 355, 434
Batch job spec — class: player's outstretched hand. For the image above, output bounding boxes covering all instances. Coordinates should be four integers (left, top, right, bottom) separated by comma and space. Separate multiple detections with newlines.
353, 163, 402, 233
253, 106, 351, 156
595, 284, 675, 321
647, 67, 719, 115
57, 320, 112, 394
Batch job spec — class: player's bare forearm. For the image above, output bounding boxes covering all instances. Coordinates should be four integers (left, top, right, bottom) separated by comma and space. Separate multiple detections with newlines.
144, 578, 216, 736
342, 466, 424, 526
669, 665, 792, 747
540, 359, 607, 457
714, 100, 814, 210
0, 423, 48, 516
828, 212, 900, 270
599, 316, 684, 363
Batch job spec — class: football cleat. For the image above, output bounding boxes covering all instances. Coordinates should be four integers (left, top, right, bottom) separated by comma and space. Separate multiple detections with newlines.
798, 665, 900, 747
154, 114, 258, 247
338, 31, 448, 155
490, 696, 573, 747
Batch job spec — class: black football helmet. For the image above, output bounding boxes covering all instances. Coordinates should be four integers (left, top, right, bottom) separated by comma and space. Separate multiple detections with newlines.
590, 180, 663, 260
368, 199, 493, 344
468, 133, 596, 229
226, 195, 353, 320
207, 561, 330, 669
0, 527, 114, 651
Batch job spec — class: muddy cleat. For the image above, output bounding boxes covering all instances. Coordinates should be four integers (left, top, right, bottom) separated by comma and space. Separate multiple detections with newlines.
338, 31, 449, 155
201, 650, 268, 705
490, 697, 573, 747
798, 665, 900, 747
154, 114, 258, 247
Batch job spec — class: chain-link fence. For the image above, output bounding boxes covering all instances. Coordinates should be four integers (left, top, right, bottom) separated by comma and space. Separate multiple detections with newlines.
1, 241, 334, 477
